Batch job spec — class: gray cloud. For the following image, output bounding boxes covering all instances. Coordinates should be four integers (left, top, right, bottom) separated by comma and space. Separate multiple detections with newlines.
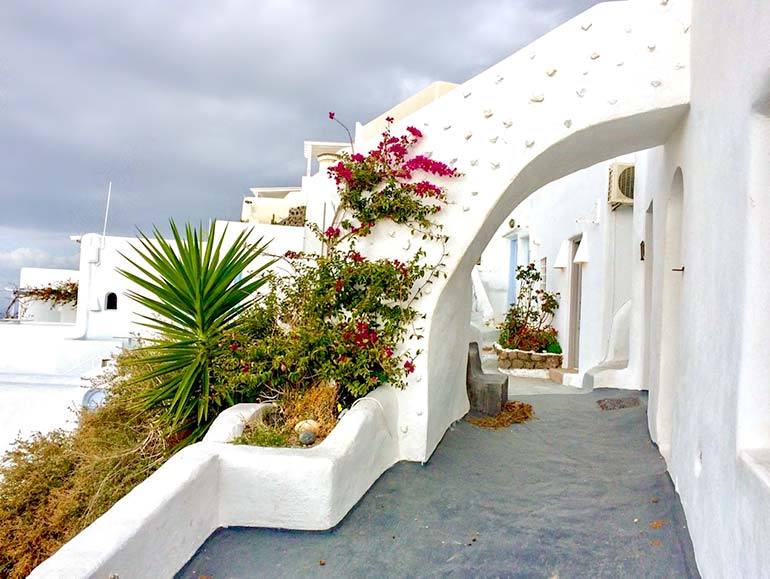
0, 0, 600, 307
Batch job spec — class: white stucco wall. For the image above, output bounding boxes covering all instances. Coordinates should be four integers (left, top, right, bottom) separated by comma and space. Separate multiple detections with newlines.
621, 1, 770, 575
0, 379, 86, 457
73, 221, 304, 340
0, 322, 120, 375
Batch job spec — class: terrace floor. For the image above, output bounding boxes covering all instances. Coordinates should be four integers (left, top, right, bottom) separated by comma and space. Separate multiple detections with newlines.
0, 375, 84, 457
177, 383, 700, 578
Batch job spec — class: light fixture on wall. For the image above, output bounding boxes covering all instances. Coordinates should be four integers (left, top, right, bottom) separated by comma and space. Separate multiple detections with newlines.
573, 240, 590, 264
554, 240, 570, 269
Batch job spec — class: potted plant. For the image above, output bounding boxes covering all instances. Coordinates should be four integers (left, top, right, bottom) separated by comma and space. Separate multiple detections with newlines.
496, 263, 562, 372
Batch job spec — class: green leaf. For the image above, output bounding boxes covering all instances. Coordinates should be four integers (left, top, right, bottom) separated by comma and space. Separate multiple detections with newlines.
118, 220, 275, 444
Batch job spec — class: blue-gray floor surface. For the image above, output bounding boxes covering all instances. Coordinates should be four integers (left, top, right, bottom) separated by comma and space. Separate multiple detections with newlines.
177, 388, 700, 578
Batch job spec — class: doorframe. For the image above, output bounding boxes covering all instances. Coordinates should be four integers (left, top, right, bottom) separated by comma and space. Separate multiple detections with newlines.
567, 235, 584, 369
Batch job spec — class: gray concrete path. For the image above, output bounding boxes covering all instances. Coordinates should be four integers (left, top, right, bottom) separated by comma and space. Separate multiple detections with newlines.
177, 388, 700, 578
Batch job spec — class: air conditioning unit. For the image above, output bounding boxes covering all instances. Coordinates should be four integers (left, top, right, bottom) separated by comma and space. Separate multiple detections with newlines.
608, 162, 635, 208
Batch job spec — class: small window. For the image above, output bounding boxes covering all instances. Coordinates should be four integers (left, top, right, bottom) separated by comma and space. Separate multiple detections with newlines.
539, 257, 547, 291
105, 292, 118, 310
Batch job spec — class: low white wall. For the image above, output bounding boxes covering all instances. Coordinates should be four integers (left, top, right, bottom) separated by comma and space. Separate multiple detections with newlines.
29, 446, 220, 579
29, 387, 400, 578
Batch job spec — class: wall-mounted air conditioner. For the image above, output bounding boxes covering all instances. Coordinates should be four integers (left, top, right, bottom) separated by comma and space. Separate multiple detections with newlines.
608, 162, 635, 208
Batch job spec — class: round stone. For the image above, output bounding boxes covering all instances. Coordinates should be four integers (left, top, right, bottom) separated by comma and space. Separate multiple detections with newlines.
299, 430, 316, 446
294, 419, 321, 436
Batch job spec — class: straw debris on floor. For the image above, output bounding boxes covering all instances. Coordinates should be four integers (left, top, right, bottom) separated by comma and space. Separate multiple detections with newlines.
466, 400, 534, 428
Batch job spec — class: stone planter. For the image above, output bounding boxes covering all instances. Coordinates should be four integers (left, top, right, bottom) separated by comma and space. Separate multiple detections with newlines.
494, 343, 562, 378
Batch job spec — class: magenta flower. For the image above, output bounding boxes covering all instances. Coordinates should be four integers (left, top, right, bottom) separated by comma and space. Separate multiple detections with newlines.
324, 226, 341, 238
406, 126, 423, 138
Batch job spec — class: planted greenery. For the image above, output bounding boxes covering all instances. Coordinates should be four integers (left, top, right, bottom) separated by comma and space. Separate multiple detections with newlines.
118, 220, 274, 443
498, 263, 561, 353
215, 118, 459, 410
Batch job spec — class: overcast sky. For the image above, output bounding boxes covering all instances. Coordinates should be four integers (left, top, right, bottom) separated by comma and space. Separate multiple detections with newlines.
0, 0, 601, 307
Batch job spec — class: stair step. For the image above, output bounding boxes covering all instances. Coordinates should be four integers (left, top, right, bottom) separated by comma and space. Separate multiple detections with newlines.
549, 367, 578, 385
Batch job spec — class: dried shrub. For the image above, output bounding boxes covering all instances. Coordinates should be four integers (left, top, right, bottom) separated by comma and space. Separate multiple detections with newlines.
0, 350, 175, 578
467, 401, 535, 429
233, 382, 339, 448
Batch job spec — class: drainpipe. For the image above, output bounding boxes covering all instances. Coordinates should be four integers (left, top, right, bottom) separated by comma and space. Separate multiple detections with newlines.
70, 233, 101, 340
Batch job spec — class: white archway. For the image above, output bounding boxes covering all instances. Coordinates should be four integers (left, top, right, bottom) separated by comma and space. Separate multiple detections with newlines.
649, 168, 685, 457
354, 0, 692, 461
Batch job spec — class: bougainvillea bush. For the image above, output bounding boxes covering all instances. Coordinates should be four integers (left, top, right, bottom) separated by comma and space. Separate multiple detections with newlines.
215, 116, 460, 416
499, 263, 561, 353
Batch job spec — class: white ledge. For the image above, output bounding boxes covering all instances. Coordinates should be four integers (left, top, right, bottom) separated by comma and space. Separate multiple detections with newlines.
30, 387, 400, 578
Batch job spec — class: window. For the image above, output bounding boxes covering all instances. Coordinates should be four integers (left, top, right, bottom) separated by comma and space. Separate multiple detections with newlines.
539, 257, 547, 291
105, 292, 118, 310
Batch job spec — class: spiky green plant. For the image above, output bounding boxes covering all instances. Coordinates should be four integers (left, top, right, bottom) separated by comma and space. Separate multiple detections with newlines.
118, 220, 274, 442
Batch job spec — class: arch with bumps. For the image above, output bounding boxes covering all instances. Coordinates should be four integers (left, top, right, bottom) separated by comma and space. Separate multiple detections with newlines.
356, 0, 692, 461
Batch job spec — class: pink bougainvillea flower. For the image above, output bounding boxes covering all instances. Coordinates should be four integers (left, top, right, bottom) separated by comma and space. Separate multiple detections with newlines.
385, 116, 394, 123
351, 153, 365, 162
383, 346, 393, 358
406, 126, 423, 138
347, 251, 365, 263
328, 161, 353, 184
328, 111, 335, 120
335, 278, 344, 292
404, 360, 415, 373
324, 226, 341, 238
230, 342, 239, 351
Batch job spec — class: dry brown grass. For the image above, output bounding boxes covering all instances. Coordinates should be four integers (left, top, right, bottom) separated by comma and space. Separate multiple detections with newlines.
279, 381, 339, 439
466, 400, 535, 429
235, 381, 339, 448
0, 350, 175, 578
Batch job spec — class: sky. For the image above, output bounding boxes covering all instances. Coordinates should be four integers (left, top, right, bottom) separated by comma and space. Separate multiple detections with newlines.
0, 0, 601, 309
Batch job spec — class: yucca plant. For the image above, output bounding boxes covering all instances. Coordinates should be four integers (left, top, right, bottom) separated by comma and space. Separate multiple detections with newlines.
118, 220, 274, 443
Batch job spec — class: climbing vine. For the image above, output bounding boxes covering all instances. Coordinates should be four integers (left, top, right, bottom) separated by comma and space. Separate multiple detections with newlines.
5, 280, 79, 317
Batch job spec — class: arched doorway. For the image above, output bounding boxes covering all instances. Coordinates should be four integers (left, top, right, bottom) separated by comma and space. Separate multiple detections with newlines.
642, 201, 654, 390
652, 169, 684, 457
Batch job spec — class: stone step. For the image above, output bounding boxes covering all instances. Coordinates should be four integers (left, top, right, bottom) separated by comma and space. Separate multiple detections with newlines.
548, 367, 578, 385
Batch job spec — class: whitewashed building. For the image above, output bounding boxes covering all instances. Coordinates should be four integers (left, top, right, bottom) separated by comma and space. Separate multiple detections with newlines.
27, 1, 770, 576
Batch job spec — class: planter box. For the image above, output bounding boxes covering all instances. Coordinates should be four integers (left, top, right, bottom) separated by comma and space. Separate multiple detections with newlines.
494, 343, 562, 378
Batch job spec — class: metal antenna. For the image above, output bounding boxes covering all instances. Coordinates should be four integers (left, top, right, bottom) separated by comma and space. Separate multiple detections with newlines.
101, 181, 112, 246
